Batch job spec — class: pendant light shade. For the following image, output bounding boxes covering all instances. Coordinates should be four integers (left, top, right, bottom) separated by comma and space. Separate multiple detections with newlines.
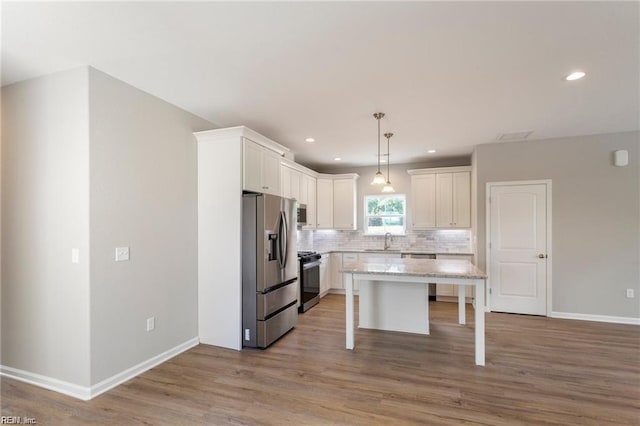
381, 132, 395, 193
371, 112, 386, 185
372, 171, 386, 185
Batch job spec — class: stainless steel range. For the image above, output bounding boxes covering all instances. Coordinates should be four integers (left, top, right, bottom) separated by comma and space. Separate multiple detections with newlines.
298, 251, 321, 312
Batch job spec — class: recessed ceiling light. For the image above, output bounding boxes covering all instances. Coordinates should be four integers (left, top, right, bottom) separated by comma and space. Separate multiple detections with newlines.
305, 137, 315, 143
427, 149, 436, 154
334, 157, 341, 161
565, 71, 586, 81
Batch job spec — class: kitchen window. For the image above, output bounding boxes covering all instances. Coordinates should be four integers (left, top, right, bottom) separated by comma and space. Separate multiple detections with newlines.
364, 194, 406, 235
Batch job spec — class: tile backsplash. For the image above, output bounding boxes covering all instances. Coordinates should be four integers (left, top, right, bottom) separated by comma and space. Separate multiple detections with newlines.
297, 229, 472, 253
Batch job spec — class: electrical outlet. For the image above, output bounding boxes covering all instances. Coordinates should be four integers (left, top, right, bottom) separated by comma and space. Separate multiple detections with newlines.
146, 317, 155, 332
115, 247, 130, 262
71, 248, 80, 264
244, 329, 250, 341
626, 289, 635, 298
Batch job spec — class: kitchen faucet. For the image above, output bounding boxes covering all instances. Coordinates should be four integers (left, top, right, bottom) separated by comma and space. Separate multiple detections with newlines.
384, 232, 393, 250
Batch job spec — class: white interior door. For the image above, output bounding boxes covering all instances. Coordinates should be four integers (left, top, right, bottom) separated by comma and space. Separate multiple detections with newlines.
489, 183, 549, 315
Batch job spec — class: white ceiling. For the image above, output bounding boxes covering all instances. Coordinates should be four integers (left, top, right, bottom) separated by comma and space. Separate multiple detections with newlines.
2, 2, 639, 170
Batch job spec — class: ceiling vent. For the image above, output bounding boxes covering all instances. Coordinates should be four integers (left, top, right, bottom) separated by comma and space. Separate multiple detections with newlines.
496, 131, 533, 141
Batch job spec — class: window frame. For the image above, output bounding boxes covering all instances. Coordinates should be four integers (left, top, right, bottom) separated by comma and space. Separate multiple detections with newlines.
363, 193, 407, 236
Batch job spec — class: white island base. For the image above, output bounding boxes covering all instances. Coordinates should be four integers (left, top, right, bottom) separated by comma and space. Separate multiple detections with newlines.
358, 280, 430, 335
342, 258, 487, 366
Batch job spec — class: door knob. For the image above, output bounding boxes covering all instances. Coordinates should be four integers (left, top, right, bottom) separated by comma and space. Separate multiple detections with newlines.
538, 254, 546, 259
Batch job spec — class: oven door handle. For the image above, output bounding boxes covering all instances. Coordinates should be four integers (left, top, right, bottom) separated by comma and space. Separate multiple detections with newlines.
302, 260, 322, 269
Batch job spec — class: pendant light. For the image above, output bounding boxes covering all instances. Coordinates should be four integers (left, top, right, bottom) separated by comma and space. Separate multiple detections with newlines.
382, 132, 395, 193
371, 112, 386, 185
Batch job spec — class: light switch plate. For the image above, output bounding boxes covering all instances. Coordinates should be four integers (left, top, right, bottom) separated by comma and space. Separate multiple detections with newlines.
71, 248, 80, 264
146, 317, 155, 332
115, 247, 130, 262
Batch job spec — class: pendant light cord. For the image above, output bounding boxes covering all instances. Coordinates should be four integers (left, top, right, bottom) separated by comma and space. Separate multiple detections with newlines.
386, 134, 390, 178
377, 116, 381, 173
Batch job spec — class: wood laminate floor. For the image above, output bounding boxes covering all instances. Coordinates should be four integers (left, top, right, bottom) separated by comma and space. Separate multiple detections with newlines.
2, 295, 639, 425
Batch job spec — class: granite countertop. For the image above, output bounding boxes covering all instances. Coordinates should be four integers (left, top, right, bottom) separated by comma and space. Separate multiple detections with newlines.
340, 258, 487, 280
318, 249, 474, 256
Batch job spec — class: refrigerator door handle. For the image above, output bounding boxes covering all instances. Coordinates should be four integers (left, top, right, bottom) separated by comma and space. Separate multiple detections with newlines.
278, 211, 287, 269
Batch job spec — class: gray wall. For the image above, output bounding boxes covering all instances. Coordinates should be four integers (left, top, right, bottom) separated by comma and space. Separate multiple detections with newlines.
475, 132, 639, 318
1, 68, 91, 385
88, 68, 212, 384
1, 66, 213, 389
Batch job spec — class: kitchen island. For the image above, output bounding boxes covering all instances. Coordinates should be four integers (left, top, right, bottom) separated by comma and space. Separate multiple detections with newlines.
341, 258, 487, 366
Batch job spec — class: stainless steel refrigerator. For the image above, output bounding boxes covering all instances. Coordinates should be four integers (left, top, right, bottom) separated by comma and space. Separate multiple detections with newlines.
242, 193, 298, 348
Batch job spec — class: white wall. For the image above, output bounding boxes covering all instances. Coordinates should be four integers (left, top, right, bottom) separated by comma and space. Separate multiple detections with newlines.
475, 132, 640, 318
1, 68, 91, 386
88, 68, 212, 384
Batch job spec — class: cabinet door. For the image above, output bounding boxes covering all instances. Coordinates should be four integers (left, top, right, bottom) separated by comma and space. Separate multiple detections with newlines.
436, 284, 456, 296
290, 169, 302, 201
261, 149, 281, 195
333, 178, 356, 230
343, 253, 359, 291
316, 178, 334, 229
437, 254, 474, 297
303, 175, 317, 230
436, 173, 454, 227
281, 166, 292, 199
452, 171, 471, 228
319, 255, 329, 295
243, 139, 263, 193
411, 174, 436, 229
330, 253, 342, 289
299, 173, 309, 205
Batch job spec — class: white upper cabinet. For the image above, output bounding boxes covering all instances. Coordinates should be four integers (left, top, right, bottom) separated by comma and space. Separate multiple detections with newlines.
437, 171, 470, 228
316, 178, 334, 229
411, 174, 436, 229
408, 167, 471, 229
436, 173, 454, 227
243, 137, 282, 196
302, 174, 317, 230
452, 171, 471, 228
243, 139, 263, 192
281, 164, 302, 200
280, 159, 318, 229
333, 178, 357, 230
316, 174, 358, 230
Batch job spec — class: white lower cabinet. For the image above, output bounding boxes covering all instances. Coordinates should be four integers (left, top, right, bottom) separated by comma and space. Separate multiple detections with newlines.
329, 252, 343, 290
435, 254, 474, 300
341, 253, 359, 291
319, 253, 330, 297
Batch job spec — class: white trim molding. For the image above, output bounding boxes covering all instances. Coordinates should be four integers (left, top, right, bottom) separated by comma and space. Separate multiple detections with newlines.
89, 337, 199, 399
0, 365, 92, 400
551, 312, 640, 325
0, 337, 199, 401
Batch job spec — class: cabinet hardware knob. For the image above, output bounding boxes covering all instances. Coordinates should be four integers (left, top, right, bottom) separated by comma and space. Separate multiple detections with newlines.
538, 254, 546, 259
